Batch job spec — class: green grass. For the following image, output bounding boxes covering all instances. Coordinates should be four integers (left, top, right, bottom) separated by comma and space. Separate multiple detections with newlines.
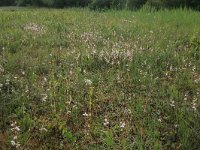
0, 8, 200, 149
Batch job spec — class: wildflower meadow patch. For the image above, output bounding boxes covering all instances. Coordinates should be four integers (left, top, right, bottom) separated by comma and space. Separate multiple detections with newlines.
0, 8, 200, 149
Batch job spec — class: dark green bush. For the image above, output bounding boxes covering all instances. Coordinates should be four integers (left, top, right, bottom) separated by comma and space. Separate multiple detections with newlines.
90, 0, 111, 10
65, 0, 91, 7
0, 0, 15, 6
111, 0, 124, 9
146, 0, 200, 10
14, 0, 91, 7
127, 0, 147, 10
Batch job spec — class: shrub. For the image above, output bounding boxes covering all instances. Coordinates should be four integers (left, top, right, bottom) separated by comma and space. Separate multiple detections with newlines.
1, 0, 200, 10
127, 0, 147, 10
0, 0, 15, 6
111, 0, 124, 9
90, 0, 111, 10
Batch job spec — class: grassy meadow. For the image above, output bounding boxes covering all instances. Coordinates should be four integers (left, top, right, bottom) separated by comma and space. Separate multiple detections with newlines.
0, 8, 200, 149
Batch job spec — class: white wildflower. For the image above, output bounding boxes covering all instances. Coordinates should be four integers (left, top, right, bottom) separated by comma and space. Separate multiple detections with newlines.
170, 100, 175, 107
15, 126, 20, 132
11, 122, 16, 127
69, 70, 73, 75
43, 77, 47, 82
25, 87, 29, 93
67, 111, 71, 114
13, 136, 18, 140
23, 22, 45, 34
16, 143, 21, 148
192, 99, 197, 111
194, 79, 200, 83
11, 140, 16, 146
5, 79, 10, 85
83, 112, 89, 117
11, 126, 20, 132
120, 122, 126, 128
85, 79, 92, 86
39, 127, 48, 132
192, 103, 197, 111
103, 118, 109, 127
41, 94, 48, 102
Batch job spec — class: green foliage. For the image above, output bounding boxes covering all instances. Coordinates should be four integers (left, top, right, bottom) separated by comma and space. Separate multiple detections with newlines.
127, 0, 147, 10
90, 0, 111, 10
0, 0, 15, 6
1, 0, 200, 10
0, 8, 200, 149
14, 0, 91, 7
111, 0, 125, 9
146, 0, 200, 10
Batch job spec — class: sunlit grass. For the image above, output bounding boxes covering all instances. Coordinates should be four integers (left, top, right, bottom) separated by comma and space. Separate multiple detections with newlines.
0, 8, 200, 149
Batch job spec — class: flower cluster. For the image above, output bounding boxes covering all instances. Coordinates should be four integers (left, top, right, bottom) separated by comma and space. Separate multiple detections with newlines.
10, 122, 21, 148
84, 79, 92, 86
23, 23, 45, 34
103, 118, 109, 127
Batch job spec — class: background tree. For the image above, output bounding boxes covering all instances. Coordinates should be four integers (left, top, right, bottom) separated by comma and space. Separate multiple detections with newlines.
0, 0, 15, 6
127, 0, 147, 10
90, 0, 111, 10
111, 0, 124, 9
0, 0, 200, 10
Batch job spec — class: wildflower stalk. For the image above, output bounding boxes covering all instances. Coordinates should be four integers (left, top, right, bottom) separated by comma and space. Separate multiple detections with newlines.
88, 86, 94, 113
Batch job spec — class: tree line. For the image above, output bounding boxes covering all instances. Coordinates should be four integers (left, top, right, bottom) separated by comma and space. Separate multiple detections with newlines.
0, 0, 200, 10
